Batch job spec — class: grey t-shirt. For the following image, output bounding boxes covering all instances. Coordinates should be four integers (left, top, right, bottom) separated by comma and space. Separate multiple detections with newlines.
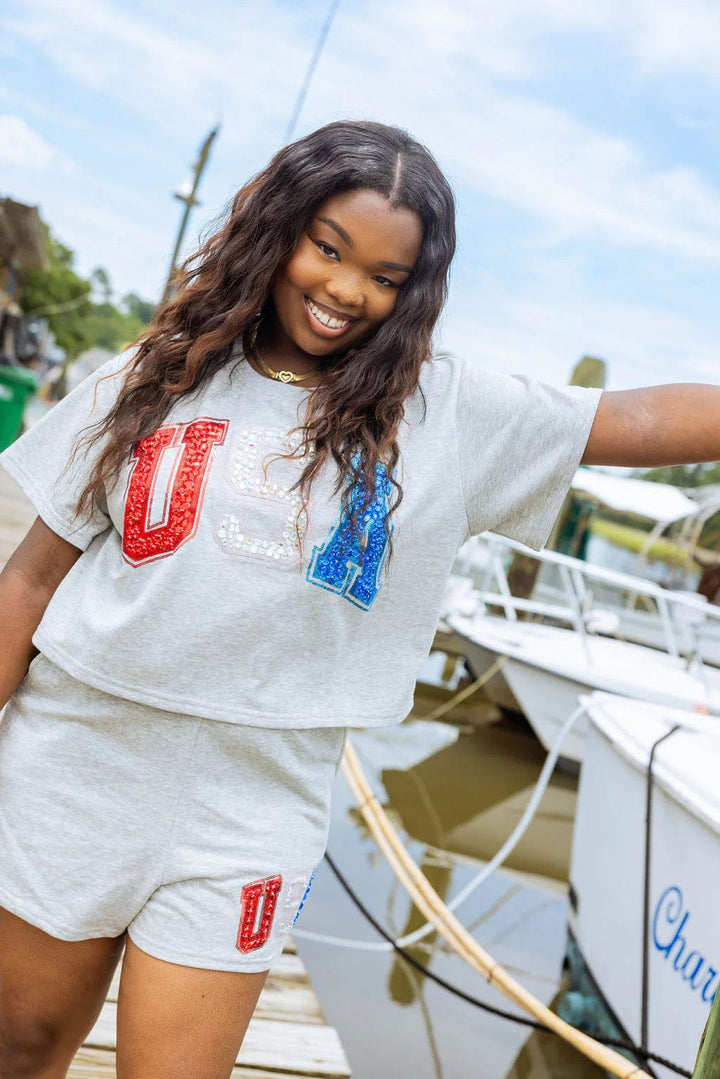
0, 347, 601, 728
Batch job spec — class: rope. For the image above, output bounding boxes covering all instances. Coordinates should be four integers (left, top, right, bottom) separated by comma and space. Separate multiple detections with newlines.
340, 737, 653, 1079
420, 655, 509, 723
322, 851, 692, 1077
295, 698, 584, 954
323, 851, 550, 1030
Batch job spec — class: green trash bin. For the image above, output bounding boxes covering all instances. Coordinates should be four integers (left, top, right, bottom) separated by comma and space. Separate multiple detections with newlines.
0, 365, 41, 451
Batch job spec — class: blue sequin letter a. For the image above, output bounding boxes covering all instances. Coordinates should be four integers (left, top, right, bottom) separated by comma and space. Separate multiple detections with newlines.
306, 463, 393, 610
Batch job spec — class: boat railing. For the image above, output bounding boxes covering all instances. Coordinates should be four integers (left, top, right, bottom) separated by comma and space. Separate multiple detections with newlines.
464, 532, 720, 667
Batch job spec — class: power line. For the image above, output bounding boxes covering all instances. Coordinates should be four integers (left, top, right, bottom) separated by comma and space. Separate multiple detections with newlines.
284, 0, 342, 143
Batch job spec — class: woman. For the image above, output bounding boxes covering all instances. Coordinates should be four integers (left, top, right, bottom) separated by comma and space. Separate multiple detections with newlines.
1, 120, 718, 1079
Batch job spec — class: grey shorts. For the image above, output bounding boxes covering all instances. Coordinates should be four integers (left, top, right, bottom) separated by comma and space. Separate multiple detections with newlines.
0, 653, 346, 972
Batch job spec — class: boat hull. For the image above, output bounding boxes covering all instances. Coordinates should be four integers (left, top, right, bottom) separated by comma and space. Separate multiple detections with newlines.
569, 703, 720, 1078
502, 660, 590, 765
454, 635, 522, 713
448, 613, 720, 765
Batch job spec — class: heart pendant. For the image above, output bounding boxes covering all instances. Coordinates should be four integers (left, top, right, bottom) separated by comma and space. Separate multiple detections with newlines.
278, 371, 294, 383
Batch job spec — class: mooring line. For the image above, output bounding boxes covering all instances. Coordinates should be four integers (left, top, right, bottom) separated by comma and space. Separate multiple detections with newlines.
339, 736, 657, 1079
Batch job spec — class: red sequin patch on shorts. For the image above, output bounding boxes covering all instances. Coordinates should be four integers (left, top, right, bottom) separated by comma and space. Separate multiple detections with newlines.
236, 874, 283, 954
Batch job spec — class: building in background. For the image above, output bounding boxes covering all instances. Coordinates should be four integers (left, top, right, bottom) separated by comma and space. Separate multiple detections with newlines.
0, 197, 49, 365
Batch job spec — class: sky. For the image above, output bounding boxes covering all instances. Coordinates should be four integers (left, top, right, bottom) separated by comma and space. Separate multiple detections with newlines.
2, 0, 720, 390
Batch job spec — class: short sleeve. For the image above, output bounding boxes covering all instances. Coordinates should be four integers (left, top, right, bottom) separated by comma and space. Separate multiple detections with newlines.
0, 351, 133, 550
456, 359, 602, 549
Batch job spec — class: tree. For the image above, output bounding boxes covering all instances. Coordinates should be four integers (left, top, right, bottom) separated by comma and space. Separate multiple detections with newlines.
121, 292, 156, 325
636, 462, 719, 487
82, 303, 145, 353
19, 224, 93, 360
90, 266, 113, 304
18, 217, 156, 360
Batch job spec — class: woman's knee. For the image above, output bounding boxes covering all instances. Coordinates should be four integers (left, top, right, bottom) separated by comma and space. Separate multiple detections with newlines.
0, 1010, 68, 1077
0, 905, 126, 1074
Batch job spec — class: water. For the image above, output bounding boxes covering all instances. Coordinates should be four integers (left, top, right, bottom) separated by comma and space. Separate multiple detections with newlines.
294, 697, 609, 1078
293, 529, 698, 1076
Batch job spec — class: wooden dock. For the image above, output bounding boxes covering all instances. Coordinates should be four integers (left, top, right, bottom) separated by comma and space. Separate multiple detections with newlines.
0, 462, 35, 566
0, 463, 352, 1079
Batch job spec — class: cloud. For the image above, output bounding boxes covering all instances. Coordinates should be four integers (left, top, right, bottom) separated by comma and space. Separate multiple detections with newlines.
4, 0, 720, 389
438, 92, 720, 261
629, 0, 720, 82
8, 0, 720, 270
280, 5, 720, 265
0, 114, 63, 169
442, 266, 720, 389
3, 0, 314, 149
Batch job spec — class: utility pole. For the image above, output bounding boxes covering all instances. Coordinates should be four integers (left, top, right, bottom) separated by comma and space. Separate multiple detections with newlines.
161, 125, 220, 307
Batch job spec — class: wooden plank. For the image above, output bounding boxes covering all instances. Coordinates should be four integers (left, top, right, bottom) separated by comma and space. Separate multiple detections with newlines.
238, 1018, 350, 1076
68, 1048, 117, 1078
85, 1003, 350, 1076
68, 1046, 335, 1079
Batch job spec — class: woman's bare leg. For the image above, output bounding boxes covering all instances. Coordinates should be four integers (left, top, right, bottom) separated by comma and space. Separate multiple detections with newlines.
0, 905, 126, 1078
115, 935, 268, 1079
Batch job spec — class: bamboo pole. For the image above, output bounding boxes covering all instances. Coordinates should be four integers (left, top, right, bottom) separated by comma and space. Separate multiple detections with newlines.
341, 738, 652, 1079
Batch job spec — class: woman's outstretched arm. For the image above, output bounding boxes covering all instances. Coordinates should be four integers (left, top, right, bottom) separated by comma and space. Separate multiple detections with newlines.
0, 516, 82, 709
583, 384, 720, 467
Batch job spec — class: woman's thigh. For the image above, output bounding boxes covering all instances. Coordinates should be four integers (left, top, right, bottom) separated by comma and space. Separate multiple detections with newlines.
0, 905, 125, 1070
115, 935, 268, 1079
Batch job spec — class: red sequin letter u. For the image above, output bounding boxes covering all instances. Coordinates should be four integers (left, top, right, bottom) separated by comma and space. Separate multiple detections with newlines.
236, 875, 283, 954
122, 418, 228, 566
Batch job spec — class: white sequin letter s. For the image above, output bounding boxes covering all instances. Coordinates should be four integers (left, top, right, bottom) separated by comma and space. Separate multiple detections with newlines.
215, 426, 313, 569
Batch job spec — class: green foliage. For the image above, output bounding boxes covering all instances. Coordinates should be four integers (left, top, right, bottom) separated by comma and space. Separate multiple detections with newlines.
90, 266, 112, 304
19, 224, 93, 360
636, 462, 720, 487
82, 270, 155, 352
634, 463, 720, 550
18, 220, 155, 360
82, 301, 145, 353
121, 292, 156, 324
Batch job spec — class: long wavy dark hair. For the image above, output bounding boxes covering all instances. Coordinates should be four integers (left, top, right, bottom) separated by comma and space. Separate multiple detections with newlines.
73, 120, 456, 554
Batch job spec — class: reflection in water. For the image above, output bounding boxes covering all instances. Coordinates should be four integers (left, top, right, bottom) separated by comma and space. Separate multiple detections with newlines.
381, 718, 577, 885
296, 693, 607, 1078
394, 955, 446, 1079
388, 853, 451, 1005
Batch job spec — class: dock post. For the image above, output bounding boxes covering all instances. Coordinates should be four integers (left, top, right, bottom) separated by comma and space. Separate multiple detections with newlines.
693, 993, 720, 1078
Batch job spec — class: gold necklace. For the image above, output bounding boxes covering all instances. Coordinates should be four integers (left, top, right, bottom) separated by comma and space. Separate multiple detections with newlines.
249, 324, 319, 385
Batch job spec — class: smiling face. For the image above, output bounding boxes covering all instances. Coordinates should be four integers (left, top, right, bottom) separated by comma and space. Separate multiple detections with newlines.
267, 188, 424, 362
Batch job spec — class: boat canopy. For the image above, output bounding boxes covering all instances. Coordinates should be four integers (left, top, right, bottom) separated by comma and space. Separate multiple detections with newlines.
572, 468, 697, 524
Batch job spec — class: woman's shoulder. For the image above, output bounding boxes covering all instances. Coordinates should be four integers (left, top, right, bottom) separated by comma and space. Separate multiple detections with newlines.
416, 352, 463, 396
416, 352, 512, 402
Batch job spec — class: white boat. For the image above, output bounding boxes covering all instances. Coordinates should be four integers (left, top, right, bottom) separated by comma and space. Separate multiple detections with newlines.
445, 535, 720, 765
454, 467, 720, 668
568, 692, 720, 1079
